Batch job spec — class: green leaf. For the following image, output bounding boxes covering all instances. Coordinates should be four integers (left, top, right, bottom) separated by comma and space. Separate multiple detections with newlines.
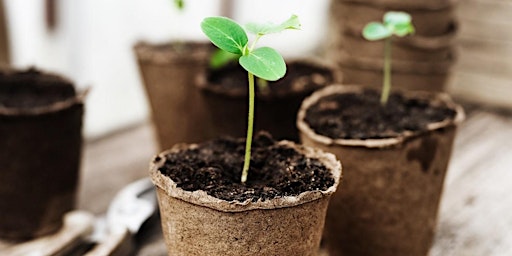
383, 11, 415, 37
384, 11, 411, 26
201, 17, 248, 55
245, 14, 301, 36
209, 49, 241, 69
239, 47, 286, 81
362, 22, 392, 41
393, 23, 415, 37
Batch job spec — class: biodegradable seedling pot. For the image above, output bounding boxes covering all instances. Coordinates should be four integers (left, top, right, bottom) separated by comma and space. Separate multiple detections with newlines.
149, 133, 342, 256
297, 85, 464, 256
0, 68, 84, 241
336, 0, 457, 10
197, 60, 338, 142
134, 41, 214, 150
334, 1, 456, 37
338, 52, 455, 92
339, 27, 456, 62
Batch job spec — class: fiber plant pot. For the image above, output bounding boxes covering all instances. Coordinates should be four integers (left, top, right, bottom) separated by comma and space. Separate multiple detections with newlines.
335, 0, 457, 11
338, 51, 455, 92
149, 133, 342, 256
135, 41, 214, 150
297, 85, 464, 256
196, 59, 338, 142
0, 68, 84, 241
334, 1, 456, 37
339, 24, 456, 62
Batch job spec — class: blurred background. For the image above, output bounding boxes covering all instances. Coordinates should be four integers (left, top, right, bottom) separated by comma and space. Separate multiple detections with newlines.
3, 0, 510, 139
3, 0, 332, 138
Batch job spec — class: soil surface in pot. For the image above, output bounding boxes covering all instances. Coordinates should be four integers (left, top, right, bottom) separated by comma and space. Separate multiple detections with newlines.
305, 90, 456, 139
0, 68, 75, 109
157, 132, 335, 202
206, 61, 333, 98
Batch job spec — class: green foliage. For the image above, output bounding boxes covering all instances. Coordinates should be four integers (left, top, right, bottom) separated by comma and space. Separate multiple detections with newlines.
201, 15, 300, 183
245, 15, 301, 36
201, 17, 248, 55
362, 11, 414, 41
201, 16, 298, 81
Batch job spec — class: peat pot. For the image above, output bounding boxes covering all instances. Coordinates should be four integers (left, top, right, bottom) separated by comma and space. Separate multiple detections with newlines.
0, 68, 85, 241
197, 59, 338, 142
134, 41, 214, 150
338, 52, 455, 92
150, 133, 342, 256
297, 85, 464, 256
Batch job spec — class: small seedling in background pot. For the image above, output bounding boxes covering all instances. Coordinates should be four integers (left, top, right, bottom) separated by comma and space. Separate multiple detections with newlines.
201, 15, 301, 183
362, 11, 415, 105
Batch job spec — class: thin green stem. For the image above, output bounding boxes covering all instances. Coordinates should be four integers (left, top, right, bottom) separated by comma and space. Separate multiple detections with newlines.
381, 37, 392, 105
241, 72, 255, 183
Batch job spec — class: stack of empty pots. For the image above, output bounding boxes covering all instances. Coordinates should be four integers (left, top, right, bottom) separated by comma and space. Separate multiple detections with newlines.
329, 0, 458, 92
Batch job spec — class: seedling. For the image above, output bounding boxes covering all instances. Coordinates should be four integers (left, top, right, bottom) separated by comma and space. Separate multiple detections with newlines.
201, 15, 300, 183
362, 11, 415, 105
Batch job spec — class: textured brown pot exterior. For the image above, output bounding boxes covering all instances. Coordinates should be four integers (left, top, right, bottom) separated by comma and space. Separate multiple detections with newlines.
0, 72, 84, 241
134, 42, 214, 150
297, 85, 464, 256
336, 0, 457, 10
150, 141, 342, 256
340, 33, 455, 62
334, 2, 456, 37
339, 53, 454, 92
196, 59, 338, 142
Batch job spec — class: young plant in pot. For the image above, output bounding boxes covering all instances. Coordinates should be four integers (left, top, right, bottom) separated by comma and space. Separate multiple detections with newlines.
149, 16, 342, 255
197, 16, 339, 142
134, 0, 217, 150
297, 12, 465, 256
332, 8, 455, 92
0, 68, 85, 241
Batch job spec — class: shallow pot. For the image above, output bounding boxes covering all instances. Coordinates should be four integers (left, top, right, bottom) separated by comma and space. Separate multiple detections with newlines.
150, 138, 342, 256
297, 85, 464, 256
0, 68, 85, 241
134, 41, 214, 150
196, 59, 339, 142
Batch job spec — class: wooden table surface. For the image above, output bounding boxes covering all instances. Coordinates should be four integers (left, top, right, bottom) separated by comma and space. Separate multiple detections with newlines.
77, 103, 512, 255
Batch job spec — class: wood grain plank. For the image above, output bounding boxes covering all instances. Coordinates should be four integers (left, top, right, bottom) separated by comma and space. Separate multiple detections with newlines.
431, 111, 512, 255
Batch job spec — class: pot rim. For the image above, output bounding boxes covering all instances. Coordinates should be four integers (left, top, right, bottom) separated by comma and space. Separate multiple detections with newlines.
0, 72, 88, 116
134, 40, 213, 65
149, 139, 342, 212
296, 84, 465, 148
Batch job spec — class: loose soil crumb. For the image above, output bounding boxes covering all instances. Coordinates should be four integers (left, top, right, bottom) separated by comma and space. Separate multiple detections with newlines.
158, 132, 335, 202
305, 90, 457, 140
0, 68, 76, 109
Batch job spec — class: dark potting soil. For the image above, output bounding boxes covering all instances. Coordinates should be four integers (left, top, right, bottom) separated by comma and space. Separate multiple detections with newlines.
206, 61, 334, 97
0, 68, 76, 109
157, 132, 335, 202
305, 90, 457, 140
